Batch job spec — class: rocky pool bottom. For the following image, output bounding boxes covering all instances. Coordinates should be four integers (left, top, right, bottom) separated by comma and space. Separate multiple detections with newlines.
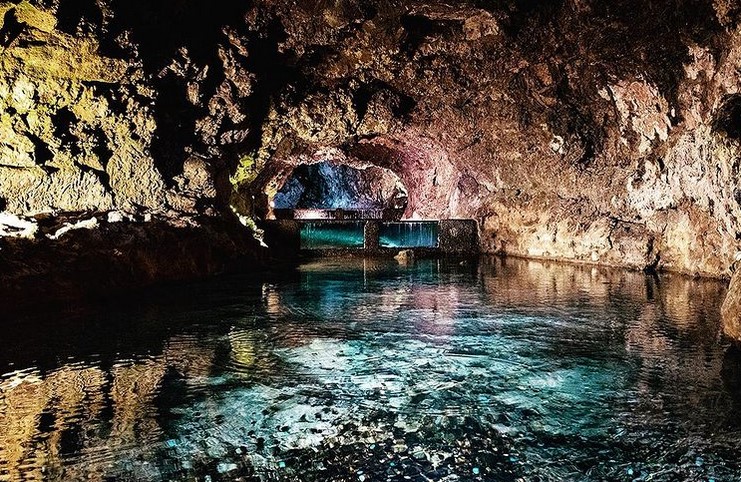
1, 257, 741, 481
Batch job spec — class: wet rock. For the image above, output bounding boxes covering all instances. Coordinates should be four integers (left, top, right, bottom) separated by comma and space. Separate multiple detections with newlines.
722, 269, 741, 341
48, 216, 98, 240
0, 218, 267, 312
216, 462, 237, 474
0, 212, 37, 238
107, 211, 126, 223
394, 250, 414, 264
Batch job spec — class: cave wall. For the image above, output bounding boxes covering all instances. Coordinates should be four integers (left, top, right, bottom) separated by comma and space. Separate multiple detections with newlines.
0, 1, 162, 214
3, 0, 741, 277
254, 0, 741, 277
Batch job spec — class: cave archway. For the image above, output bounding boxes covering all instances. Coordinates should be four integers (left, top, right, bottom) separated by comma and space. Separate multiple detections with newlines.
270, 161, 408, 220
249, 134, 461, 223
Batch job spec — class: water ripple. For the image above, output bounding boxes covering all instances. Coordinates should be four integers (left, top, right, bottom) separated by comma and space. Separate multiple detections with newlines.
0, 257, 740, 481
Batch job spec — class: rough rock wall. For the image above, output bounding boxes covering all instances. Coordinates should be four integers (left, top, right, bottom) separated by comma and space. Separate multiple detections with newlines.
2, 0, 741, 279
0, 0, 255, 220
0, 1, 163, 214
252, 0, 741, 278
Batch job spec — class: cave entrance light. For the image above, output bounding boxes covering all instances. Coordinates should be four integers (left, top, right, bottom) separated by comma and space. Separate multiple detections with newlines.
271, 161, 408, 221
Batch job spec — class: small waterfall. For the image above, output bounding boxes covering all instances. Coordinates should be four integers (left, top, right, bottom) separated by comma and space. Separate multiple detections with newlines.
300, 221, 440, 250
300, 222, 365, 249
379, 221, 439, 248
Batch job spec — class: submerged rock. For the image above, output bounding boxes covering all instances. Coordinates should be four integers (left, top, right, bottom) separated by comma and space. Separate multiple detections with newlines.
394, 249, 414, 264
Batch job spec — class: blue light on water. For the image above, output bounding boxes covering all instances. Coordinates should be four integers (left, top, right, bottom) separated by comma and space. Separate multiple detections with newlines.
0, 257, 738, 481
300, 221, 440, 249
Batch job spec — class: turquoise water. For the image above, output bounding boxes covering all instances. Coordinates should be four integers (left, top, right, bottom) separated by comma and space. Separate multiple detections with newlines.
1, 257, 740, 481
300, 222, 365, 249
380, 222, 439, 248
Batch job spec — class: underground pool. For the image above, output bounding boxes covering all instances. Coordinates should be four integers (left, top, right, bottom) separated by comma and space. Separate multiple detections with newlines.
1, 257, 740, 481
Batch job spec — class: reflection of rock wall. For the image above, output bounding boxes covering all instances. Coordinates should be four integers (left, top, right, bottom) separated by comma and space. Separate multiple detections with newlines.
0, 366, 111, 481
480, 256, 726, 319
481, 257, 619, 307
110, 361, 167, 446
0, 372, 49, 482
0, 336, 220, 481
624, 274, 728, 411
480, 257, 729, 412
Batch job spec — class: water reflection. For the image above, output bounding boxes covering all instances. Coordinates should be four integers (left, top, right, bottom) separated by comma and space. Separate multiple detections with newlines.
0, 257, 739, 481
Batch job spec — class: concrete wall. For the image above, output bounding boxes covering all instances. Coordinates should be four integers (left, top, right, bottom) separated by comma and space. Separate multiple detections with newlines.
263, 220, 301, 255
364, 221, 381, 250
438, 220, 479, 254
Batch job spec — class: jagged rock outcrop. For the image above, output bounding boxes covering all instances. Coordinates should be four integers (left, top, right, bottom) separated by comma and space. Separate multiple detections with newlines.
0, 216, 268, 312
0, 1, 164, 214
4, 0, 741, 312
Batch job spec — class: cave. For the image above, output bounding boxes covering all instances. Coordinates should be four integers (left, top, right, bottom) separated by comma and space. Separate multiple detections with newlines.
3, 1, 741, 480
260, 159, 476, 251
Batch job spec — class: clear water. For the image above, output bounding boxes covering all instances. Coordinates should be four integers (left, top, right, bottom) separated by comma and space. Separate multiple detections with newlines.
1, 257, 741, 482
300, 222, 365, 249
380, 222, 439, 248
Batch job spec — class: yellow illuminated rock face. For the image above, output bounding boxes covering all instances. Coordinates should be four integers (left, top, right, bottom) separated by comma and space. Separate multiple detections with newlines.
0, 1, 167, 215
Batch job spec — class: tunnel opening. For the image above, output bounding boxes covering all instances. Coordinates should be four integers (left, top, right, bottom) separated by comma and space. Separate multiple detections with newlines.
270, 161, 408, 221
251, 137, 479, 254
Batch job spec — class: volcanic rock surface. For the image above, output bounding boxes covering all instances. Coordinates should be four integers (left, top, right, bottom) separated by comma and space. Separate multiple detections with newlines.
3, 0, 741, 328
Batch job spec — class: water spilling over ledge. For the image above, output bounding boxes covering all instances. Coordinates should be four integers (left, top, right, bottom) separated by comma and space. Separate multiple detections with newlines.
300, 221, 365, 249
299, 221, 440, 250
265, 216, 477, 256
1, 257, 740, 481
379, 222, 439, 248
